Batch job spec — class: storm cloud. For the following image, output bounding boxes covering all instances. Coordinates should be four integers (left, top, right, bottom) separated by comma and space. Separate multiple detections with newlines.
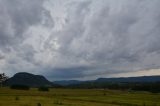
0, 0, 160, 80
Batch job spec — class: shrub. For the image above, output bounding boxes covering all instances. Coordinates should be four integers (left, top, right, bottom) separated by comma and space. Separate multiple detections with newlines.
38, 86, 49, 91
37, 103, 41, 106
15, 96, 19, 101
10, 85, 30, 90
53, 100, 63, 105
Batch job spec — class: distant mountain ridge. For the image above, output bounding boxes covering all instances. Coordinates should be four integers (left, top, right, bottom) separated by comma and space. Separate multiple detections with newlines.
95, 76, 160, 82
54, 80, 83, 86
5, 72, 160, 87
54, 76, 160, 86
5, 72, 54, 87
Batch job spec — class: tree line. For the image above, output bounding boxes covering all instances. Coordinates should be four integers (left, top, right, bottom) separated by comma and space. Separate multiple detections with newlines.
0, 73, 8, 87
66, 82, 160, 93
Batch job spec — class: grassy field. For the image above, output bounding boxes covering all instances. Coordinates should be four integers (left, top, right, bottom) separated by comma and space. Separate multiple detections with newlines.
0, 88, 160, 106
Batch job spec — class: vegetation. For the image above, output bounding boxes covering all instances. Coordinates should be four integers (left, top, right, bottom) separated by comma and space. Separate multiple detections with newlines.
67, 82, 160, 93
10, 85, 30, 90
1, 73, 160, 105
15, 96, 19, 101
0, 73, 8, 87
0, 87, 160, 106
38, 86, 49, 91
5, 72, 53, 87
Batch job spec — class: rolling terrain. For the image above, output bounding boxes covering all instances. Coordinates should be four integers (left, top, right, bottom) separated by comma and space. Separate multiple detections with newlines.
54, 76, 160, 86
0, 87, 160, 106
1, 72, 160, 106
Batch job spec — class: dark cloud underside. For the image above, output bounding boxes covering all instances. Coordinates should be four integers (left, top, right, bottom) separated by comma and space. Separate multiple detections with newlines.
0, 0, 160, 80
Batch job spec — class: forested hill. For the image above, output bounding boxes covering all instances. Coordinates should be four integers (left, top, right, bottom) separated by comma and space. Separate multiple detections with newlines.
5, 72, 56, 87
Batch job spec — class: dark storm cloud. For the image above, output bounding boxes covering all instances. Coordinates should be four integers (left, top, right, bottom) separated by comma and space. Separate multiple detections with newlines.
0, 54, 5, 60
0, 0, 53, 75
46, 66, 90, 80
1, 0, 160, 80
45, 0, 160, 80
0, 0, 52, 48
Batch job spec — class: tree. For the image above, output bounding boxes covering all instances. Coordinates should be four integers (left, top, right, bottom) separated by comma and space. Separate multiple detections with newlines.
0, 73, 8, 87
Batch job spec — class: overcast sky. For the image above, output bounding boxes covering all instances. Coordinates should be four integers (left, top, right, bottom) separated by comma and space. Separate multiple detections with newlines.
0, 0, 160, 81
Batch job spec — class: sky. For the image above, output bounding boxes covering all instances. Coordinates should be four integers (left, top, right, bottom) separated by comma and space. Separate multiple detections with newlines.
0, 0, 160, 81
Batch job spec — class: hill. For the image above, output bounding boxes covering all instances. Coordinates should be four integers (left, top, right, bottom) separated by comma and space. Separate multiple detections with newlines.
95, 76, 160, 82
54, 80, 83, 86
65, 76, 160, 92
5, 72, 54, 87
54, 76, 160, 86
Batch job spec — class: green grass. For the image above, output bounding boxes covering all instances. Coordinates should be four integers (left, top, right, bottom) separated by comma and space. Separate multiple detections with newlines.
0, 88, 160, 106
